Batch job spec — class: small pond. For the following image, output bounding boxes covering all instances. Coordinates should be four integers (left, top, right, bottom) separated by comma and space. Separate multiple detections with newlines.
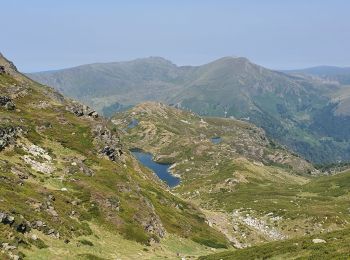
127, 118, 139, 129
130, 149, 180, 188
211, 137, 222, 144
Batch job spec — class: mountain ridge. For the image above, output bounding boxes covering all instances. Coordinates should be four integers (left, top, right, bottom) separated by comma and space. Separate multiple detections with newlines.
27, 56, 350, 164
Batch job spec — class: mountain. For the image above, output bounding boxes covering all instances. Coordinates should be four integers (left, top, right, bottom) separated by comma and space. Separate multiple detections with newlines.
28, 57, 350, 164
285, 66, 350, 85
114, 102, 350, 250
3, 50, 350, 259
28, 57, 188, 115
0, 53, 229, 259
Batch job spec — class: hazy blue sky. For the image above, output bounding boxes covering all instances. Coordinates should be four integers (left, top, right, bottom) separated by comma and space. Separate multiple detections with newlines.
2, 0, 349, 72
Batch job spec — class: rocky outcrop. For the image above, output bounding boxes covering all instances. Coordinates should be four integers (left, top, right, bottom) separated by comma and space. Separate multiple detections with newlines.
0, 126, 21, 150
22, 144, 55, 174
92, 124, 124, 162
0, 96, 15, 110
66, 102, 98, 118
65, 158, 94, 176
0, 211, 15, 225
135, 198, 166, 242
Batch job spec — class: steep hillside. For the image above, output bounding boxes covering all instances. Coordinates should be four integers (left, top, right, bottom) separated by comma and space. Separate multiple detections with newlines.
113, 103, 350, 249
0, 54, 229, 259
28, 57, 350, 164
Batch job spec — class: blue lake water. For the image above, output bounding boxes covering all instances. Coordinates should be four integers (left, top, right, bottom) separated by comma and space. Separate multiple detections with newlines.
127, 118, 139, 129
211, 137, 222, 144
130, 149, 180, 188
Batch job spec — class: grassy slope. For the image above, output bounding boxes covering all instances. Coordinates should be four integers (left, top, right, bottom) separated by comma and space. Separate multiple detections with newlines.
0, 57, 228, 259
113, 102, 350, 248
201, 170, 350, 259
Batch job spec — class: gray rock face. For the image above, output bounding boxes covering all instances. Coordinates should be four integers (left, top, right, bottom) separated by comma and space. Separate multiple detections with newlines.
0, 211, 15, 225
0, 126, 21, 150
67, 102, 98, 118
92, 124, 124, 162
133, 198, 166, 242
0, 96, 15, 110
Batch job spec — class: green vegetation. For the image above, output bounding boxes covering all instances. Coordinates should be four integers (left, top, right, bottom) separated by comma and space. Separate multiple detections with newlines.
200, 227, 350, 260
3, 53, 350, 259
0, 54, 228, 259
115, 102, 350, 249
28, 56, 350, 163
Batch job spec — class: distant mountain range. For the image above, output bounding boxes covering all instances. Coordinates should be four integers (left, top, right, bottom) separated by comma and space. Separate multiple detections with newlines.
284, 65, 350, 84
28, 57, 350, 164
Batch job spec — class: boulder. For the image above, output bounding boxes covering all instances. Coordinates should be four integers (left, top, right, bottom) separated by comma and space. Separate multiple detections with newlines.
1, 243, 17, 251
0, 126, 21, 150
312, 238, 326, 244
101, 146, 122, 161
0, 96, 15, 110
0, 211, 15, 225
31, 220, 45, 230
66, 102, 98, 118
16, 222, 30, 233
92, 124, 124, 162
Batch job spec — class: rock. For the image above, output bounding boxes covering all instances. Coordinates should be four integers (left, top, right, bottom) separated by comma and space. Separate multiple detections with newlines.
1, 243, 16, 251
23, 155, 54, 174
138, 198, 166, 239
12, 255, 20, 260
101, 146, 123, 161
66, 102, 98, 118
46, 229, 59, 239
92, 124, 124, 162
7, 215, 15, 224
31, 220, 45, 229
11, 167, 29, 180
105, 197, 120, 211
23, 144, 52, 161
0, 96, 16, 110
16, 222, 30, 233
312, 238, 326, 244
47, 206, 59, 217
31, 234, 38, 240
46, 228, 55, 235
0, 211, 15, 225
0, 126, 21, 150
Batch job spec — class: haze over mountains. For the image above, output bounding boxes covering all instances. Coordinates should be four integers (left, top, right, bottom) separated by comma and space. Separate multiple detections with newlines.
28, 57, 350, 164
285, 66, 350, 85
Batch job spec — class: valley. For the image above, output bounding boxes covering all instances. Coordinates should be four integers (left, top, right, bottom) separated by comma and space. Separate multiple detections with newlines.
3, 1, 349, 259
28, 57, 350, 164
1, 53, 350, 259
113, 102, 350, 253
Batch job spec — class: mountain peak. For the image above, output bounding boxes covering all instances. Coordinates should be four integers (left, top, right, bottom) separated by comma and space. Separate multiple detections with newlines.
133, 56, 176, 66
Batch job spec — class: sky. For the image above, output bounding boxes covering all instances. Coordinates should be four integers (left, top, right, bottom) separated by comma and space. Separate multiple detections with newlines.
1, 0, 349, 72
